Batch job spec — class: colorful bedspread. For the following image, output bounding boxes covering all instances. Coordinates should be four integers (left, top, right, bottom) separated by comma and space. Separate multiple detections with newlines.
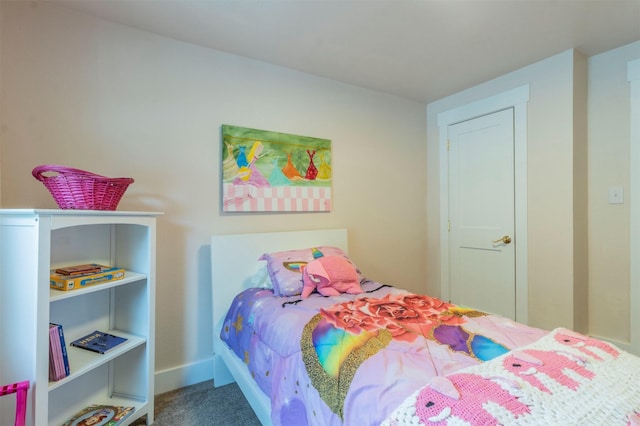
383, 328, 640, 425
220, 281, 547, 426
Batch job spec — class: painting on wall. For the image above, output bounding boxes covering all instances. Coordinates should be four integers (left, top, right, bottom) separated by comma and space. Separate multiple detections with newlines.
221, 125, 332, 212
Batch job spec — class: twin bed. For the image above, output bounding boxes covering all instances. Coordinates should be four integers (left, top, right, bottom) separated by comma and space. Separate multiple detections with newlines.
211, 229, 640, 426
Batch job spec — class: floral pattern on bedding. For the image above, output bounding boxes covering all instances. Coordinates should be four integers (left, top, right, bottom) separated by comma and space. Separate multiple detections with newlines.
302, 293, 516, 419
220, 282, 547, 426
319, 293, 512, 359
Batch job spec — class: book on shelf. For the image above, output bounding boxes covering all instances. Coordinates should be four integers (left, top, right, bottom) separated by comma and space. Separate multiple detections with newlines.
55, 263, 103, 276
50, 264, 125, 291
61, 404, 134, 426
48, 325, 60, 381
70, 330, 128, 354
57, 324, 71, 376
49, 323, 70, 381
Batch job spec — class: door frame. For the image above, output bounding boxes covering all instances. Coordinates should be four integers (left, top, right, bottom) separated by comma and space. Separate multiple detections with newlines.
628, 58, 640, 355
438, 85, 529, 324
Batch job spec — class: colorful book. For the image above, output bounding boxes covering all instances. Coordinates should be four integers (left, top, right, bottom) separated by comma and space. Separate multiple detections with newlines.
49, 323, 70, 381
61, 404, 134, 426
50, 265, 125, 291
70, 330, 128, 354
48, 324, 62, 381
49, 332, 55, 379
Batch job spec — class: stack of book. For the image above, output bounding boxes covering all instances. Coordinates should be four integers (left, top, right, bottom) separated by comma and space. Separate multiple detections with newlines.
49, 323, 70, 382
50, 263, 125, 291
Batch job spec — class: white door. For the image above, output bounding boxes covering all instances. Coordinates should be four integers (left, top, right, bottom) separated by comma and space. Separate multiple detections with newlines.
448, 108, 516, 319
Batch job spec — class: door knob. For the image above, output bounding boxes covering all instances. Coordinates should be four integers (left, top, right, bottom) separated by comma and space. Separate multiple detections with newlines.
492, 235, 512, 244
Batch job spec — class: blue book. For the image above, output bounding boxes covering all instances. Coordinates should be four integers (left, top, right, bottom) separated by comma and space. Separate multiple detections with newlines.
70, 330, 128, 354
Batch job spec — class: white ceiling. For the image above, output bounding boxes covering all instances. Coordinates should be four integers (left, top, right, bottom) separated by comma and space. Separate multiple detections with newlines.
44, 0, 640, 104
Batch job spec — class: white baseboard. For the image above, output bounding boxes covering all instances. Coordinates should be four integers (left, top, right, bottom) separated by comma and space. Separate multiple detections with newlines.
153, 356, 214, 395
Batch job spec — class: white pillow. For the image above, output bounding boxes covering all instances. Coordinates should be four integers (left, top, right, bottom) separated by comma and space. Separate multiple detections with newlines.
247, 262, 272, 289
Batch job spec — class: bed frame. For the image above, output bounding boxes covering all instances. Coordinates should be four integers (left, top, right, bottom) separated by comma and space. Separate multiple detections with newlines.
211, 228, 349, 426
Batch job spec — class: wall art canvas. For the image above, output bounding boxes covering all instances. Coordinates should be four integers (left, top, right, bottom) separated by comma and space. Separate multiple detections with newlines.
221, 125, 332, 212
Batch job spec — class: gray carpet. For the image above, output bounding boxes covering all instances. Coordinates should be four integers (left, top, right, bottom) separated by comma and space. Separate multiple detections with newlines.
130, 380, 261, 425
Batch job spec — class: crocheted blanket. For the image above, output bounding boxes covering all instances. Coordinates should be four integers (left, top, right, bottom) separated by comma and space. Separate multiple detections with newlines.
383, 328, 640, 426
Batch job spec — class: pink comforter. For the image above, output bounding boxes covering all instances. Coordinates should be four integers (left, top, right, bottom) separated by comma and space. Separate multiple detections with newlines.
220, 281, 546, 425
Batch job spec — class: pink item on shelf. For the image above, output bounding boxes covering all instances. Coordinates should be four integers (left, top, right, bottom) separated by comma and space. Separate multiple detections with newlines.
32, 165, 133, 210
0, 380, 29, 426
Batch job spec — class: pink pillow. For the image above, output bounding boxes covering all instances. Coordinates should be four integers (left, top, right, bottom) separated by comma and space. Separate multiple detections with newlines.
301, 255, 363, 298
259, 246, 362, 297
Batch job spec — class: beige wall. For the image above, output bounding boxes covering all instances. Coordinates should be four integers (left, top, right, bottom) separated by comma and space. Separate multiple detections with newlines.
3, 0, 640, 394
427, 50, 587, 332
0, 2, 427, 391
588, 40, 640, 345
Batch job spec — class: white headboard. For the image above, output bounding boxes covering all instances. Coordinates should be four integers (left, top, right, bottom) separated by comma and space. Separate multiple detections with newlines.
211, 228, 348, 386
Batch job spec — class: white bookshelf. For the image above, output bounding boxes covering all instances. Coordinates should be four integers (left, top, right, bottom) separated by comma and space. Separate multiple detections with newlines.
0, 210, 160, 426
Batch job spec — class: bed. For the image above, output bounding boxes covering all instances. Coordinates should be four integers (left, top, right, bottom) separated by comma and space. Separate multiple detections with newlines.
211, 229, 640, 426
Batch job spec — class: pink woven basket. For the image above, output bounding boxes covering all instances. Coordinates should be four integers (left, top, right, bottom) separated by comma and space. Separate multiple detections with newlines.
32, 165, 134, 210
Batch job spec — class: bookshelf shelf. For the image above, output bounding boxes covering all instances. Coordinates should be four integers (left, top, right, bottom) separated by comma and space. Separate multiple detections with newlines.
48, 270, 147, 302
47, 331, 146, 392
0, 210, 160, 426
